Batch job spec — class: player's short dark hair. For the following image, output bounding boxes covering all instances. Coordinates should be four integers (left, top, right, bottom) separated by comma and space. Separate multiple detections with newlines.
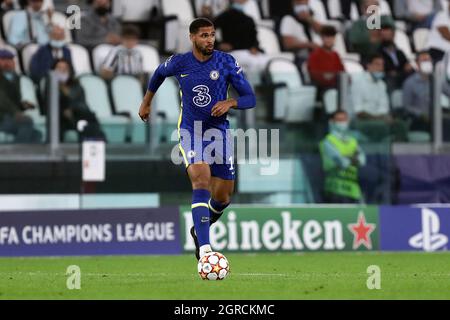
320, 25, 337, 37
189, 18, 214, 34
121, 25, 141, 38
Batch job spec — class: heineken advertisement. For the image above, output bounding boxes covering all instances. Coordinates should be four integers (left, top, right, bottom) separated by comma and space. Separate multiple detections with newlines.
180, 206, 379, 252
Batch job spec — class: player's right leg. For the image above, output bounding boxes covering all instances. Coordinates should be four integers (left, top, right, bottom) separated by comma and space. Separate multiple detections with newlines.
187, 163, 213, 260
209, 177, 234, 225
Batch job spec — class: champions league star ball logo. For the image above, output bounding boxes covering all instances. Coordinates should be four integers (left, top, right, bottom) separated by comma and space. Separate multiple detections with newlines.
210, 70, 219, 80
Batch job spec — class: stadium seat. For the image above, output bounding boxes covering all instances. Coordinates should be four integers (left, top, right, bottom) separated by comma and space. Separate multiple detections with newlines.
324, 89, 338, 114
135, 44, 160, 74
334, 33, 360, 62
256, 26, 294, 61
310, 0, 342, 31
266, 58, 317, 122
350, 2, 359, 21
110, 75, 146, 143
394, 29, 414, 61
67, 43, 92, 76
2, 11, 17, 40
193, 0, 228, 18
242, 0, 274, 29
238, 159, 314, 203
310, 0, 329, 23
243, 0, 262, 21
413, 28, 430, 52
78, 74, 130, 143
442, 94, 450, 109
343, 59, 364, 74
161, 0, 194, 53
150, 77, 180, 149
112, 0, 158, 22
42, 0, 54, 11
20, 75, 46, 138
379, 0, 392, 15
2, 10, 72, 44
408, 131, 431, 142
327, 0, 343, 19
390, 89, 403, 109
92, 44, 114, 74
445, 52, 450, 80
21, 43, 39, 74
0, 44, 22, 73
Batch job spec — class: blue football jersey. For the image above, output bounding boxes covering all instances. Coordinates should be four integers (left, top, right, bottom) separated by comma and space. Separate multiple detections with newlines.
147, 50, 255, 130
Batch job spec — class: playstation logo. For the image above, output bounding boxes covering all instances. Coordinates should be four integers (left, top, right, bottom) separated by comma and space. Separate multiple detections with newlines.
409, 208, 448, 252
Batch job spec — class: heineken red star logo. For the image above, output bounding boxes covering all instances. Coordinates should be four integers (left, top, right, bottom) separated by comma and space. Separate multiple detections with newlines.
348, 212, 376, 250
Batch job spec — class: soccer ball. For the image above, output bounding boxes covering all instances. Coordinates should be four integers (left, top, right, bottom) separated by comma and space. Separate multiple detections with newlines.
197, 252, 230, 280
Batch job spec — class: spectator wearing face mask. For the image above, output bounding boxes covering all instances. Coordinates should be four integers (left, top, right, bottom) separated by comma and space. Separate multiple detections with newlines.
29, 25, 71, 84
351, 54, 408, 142
307, 25, 345, 95
75, 0, 121, 50
280, 0, 322, 62
7, 0, 54, 48
378, 22, 414, 90
319, 110, 366, 204
46, 58, 105, 142
100, 25, 145, 83
0, 49, 42, 143
402, 51, 434, 132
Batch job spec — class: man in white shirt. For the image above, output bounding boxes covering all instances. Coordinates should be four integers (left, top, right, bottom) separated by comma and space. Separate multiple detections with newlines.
427, 0, 450, 63
350, 54, 408, 141
394, 0, 442, 28
7, 0, 53, 47
279, 0, 322, 61
351, 54, 390, 121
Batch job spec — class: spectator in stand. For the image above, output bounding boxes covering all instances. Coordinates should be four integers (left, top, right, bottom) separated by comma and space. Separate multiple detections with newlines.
214, 0, 269, 75
76, 0, 121, 50
378, 22, 414, 89
196, 0, 228, 20
394, 0, 442, 30
29, 25, 71, 83
350, 54, 407, 141
307, 25, 345, 98
100, 25, 145, 84
348, 0, 395, 62
402, 51, 433, 132
427, 0, 450, 64
7, 0, 54, 48
46, 58, 105, 142
0, 49, 42, 143
280, 0, 322, 63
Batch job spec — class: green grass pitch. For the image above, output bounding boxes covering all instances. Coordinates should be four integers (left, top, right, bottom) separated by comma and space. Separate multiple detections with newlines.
1, 252, 449, 299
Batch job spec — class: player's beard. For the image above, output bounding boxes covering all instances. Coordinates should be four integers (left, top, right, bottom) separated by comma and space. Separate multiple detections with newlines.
196, 42, 214, 56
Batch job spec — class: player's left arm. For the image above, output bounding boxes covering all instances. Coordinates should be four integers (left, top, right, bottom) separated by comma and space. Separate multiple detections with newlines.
211, 58, 256, 117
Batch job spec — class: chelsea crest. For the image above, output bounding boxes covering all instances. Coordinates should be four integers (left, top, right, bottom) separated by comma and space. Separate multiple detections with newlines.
210, 70, 219, 80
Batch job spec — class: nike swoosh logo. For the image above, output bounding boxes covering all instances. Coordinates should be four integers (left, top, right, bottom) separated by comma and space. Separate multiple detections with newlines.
181, 74, 189, 78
